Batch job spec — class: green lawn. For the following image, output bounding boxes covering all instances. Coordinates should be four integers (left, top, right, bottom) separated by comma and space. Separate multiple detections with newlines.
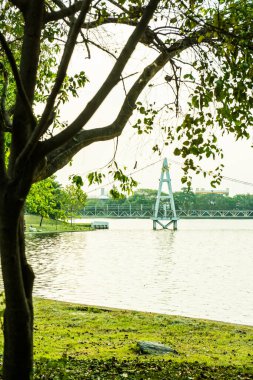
25, 214, 92, 233
2, 298, 252, 379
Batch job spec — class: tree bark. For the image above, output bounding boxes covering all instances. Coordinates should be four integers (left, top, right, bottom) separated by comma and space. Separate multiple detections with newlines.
0, 189, 35, 380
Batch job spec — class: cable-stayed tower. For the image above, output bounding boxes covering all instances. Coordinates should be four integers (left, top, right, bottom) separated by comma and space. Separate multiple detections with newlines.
152, 158, 179, 230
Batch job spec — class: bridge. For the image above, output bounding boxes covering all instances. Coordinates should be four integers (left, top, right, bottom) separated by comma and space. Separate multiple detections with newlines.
82, 205, 253, 219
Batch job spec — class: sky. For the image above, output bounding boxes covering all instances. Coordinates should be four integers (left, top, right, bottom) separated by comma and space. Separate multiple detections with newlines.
56, 130, 253, 197
55, 26, 253, 197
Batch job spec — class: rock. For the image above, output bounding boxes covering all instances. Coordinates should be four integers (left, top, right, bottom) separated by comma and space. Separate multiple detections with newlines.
137, 341, 178, 355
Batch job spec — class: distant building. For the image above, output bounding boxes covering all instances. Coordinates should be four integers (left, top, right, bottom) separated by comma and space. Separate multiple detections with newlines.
195, 188, 229, 196
99, 188, 109, 200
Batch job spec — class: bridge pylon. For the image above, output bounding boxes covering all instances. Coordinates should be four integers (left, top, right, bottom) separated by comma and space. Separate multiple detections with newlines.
152, 158, 179, 230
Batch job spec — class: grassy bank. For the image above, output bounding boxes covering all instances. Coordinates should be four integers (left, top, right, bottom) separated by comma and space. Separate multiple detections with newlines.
24, 214, 92, 233
2, 298, 252, 379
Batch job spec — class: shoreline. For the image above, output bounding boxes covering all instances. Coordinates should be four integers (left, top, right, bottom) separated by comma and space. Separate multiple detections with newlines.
24, 214, 93, 233
1, 297, 252, 378
37, 296, 253, 328
25, 228, 94, 235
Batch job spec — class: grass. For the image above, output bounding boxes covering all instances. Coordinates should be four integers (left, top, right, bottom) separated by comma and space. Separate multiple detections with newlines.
2, 298, 252, 379
32, 299, 253, 367
24, 214, 92, 233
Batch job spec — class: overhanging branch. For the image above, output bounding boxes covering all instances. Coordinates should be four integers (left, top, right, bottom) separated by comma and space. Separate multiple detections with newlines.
38, 0, 93, 136
40, 0, 161, 155
44, 1, 84, 23
38, 33, 200, 180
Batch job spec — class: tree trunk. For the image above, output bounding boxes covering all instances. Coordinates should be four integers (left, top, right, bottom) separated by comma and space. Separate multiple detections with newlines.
40, 215, 43, 227
0, 192, 35, 380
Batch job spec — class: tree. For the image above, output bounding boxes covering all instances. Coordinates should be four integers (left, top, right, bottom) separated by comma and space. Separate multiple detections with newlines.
62, 184, 87, 219
26, 176, 65, 226
0, 0, 253, 378
233, 194, 253, 210
127, 188, 157, 206
174, 189, 196, 210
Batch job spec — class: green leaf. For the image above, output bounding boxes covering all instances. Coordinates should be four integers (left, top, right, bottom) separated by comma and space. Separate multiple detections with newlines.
198, 35, 205, 43
70, 175, 84, 188
174, 148, 181, 156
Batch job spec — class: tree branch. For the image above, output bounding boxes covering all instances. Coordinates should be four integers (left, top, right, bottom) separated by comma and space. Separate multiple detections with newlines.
85, 37, 117, 59
38, 0, 93, 135
44, 1, 84, 23
41, 0, 161, 155
84, 17, 137, 29
44, 2, 165, 55
44, 0, 135, 24
37, 34, 200, 180
0, 32, 36, 127
9, 0, 45, 174
14, 0, 93, 175
0, 64, 12, 131
107, 0, 128, 14
45, 8, 138, 29
15, 1, 45, 105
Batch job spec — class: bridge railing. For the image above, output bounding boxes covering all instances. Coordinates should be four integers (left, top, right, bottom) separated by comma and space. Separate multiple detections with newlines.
82, 205, 253, 218
176, 209, 253, 218
83, 205, 155, 218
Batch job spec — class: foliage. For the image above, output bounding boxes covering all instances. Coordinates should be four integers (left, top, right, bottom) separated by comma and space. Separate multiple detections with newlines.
87, 163, 138, 199
173, 191, 253, 210
109, 185, 126, 200
169, 0, 253, 183
126, 188, 157, 204
1, 0, 253, 186
86, 188, 253, 211
26, 178, 87, 222
69, 174, 84, 188
26, 177, 66, 226
62, 184, 87, 216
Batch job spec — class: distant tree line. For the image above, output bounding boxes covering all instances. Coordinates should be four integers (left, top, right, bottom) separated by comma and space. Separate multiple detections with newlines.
86, 188, 253, 211
26, 183, 253, 224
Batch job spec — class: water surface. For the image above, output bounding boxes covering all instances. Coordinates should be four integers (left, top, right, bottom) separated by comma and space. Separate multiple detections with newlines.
26, 219, 253, 326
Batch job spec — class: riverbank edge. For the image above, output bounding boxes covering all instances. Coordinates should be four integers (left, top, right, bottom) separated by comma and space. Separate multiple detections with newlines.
35, 297, 253, 328
34, 298, 253, 376
24, 214, 93, 233
1, 297, 252, 378
25, 228, 94, 235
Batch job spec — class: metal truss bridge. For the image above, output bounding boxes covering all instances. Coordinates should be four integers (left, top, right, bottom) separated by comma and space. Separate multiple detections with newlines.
82, 205, 253, 219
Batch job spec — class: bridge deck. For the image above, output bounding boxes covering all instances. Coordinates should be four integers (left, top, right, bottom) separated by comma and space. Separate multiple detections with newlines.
82, 206, 253, 219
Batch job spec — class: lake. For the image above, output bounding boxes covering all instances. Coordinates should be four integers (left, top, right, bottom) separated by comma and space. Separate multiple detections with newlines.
25, 219, 253, 326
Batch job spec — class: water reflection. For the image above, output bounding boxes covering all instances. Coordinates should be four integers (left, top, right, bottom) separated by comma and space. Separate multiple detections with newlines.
23, 220, 253, 325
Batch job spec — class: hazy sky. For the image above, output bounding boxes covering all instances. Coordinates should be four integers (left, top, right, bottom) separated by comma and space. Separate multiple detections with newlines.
55, 29, 253, 197
56, 131, 253, 197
